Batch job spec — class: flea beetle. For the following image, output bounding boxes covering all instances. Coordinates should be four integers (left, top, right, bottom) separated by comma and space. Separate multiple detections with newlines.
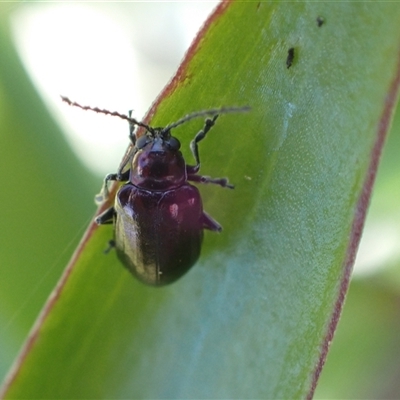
62, 97, 248, 286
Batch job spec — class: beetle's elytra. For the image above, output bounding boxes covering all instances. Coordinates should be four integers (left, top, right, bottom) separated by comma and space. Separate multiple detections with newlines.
62, 96, 249, 286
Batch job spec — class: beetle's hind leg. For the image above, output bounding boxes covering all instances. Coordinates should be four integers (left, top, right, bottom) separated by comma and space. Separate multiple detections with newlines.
201, 211, 222, 232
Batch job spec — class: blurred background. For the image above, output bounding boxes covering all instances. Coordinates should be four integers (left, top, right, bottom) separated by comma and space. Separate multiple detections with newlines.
0, 3, 399, 398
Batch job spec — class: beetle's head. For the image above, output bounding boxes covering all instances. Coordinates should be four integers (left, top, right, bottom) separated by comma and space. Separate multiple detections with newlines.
134, 129, 181, 153
61, 97, 250, 188
129, 129, 186, 190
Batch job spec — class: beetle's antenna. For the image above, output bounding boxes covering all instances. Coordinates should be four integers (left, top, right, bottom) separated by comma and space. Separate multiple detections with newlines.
61, 96, 152, 131
163, 106, 250, 132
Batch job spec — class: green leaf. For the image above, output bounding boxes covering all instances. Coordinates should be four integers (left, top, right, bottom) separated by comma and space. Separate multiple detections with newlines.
2, 2, 400, 399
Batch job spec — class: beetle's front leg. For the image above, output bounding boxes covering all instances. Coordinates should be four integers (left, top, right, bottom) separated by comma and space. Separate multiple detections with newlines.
188, 173, 234, 189
96, 116, 134, 205
187, 115, 219, 174
95, 170, 130, 204
95, 173, 118, 205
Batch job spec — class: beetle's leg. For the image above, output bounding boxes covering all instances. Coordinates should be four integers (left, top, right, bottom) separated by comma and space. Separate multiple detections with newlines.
201, 211, 222, 232
104, 240, 116, 254
96, 114, 135, 205
187, 115, 219, 174
116, 150, 135, 181
188, 173, 234, 189
95, 173, 118, 205
95, 170, 130, 204
95, 206, 115, 225
95, 209, 116, 253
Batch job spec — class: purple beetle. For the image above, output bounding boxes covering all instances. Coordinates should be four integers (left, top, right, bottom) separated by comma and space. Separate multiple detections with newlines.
62, 97, 248, 286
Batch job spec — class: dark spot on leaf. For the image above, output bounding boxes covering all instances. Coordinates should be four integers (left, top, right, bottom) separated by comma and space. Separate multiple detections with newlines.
286, 47, 295, 69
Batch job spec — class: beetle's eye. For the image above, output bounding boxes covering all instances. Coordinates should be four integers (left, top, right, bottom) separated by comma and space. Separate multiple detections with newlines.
136, 135, 149, 149
167, 136, 180, 150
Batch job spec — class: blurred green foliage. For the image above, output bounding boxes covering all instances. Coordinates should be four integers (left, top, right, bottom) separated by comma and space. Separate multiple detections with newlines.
0, 3, 98, 381
315, 107, 400, 399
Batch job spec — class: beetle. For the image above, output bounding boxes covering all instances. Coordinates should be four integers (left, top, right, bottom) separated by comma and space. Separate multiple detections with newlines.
62, 97, 248, 286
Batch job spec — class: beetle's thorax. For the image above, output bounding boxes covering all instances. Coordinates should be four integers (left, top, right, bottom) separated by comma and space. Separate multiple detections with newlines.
130, 136, 186, 191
